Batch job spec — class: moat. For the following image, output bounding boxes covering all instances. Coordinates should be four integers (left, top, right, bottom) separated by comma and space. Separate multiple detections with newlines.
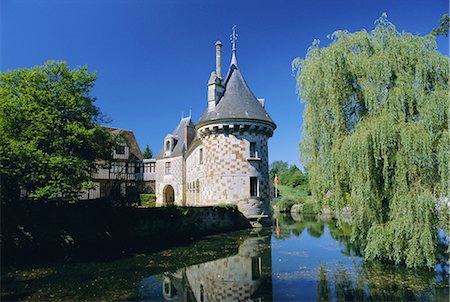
2, 214, 448, 301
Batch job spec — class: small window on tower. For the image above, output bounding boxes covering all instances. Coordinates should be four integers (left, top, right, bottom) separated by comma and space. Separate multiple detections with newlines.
250, 142, 257, 158
199, 148, 203, 164
250, 177, 259, 197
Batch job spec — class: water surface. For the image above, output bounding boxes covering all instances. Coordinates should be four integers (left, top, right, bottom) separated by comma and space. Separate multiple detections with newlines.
1, 214, 448, 301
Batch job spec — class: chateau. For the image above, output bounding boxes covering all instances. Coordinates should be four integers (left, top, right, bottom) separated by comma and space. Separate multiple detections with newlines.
155, 29, 276, 223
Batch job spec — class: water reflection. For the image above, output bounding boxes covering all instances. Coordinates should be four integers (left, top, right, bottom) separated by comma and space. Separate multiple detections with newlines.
315, 263, 450, 302
274, 212, 449, 302
275, 212, 363, 256
139, 230, 272, 301
1, 213, 448, 301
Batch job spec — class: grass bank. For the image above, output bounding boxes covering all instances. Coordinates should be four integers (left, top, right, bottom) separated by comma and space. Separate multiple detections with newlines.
272, 184, 316, 214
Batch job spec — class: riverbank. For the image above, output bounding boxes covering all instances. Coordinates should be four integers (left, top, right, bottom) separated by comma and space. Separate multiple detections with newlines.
1, 202, 251, 265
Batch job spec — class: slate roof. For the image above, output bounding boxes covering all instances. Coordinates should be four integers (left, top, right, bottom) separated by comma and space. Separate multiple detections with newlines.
102, 126, 143, 160
156, 117, 195, 159
197, 52, 276, 128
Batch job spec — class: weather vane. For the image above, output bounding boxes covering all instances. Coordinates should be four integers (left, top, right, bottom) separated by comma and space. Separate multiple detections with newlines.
230, 25, 238, 51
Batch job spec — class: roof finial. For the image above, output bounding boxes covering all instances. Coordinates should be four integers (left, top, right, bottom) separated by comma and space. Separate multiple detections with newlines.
189, 107, 192, 118
230, 25, 238, 52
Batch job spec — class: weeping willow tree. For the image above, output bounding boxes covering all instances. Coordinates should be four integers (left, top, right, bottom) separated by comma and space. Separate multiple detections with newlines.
293, 14, 449, 268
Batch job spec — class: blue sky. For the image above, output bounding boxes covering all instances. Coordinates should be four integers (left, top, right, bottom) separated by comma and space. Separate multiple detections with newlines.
1, 0, 448, 167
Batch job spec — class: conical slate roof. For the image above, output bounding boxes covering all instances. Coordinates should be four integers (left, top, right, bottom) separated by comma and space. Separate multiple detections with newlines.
197, 52, 276, 128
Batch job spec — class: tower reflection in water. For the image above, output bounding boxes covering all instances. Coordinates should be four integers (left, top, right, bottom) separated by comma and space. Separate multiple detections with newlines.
140, 230, 272, 302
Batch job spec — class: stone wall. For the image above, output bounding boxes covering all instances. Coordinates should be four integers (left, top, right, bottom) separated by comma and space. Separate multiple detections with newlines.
185, 143, 204, 205
1, 203, 251, 265
155, 156, 184, 206
192, 124, 272, 220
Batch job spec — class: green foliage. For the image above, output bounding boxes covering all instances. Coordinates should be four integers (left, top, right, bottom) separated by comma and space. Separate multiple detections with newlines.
431, 14, 449, 37
277, 184, 310, 198
269, 161, 311, 195
293, 14, 449, 268
214, 203, 239, 211
269, 160, 289, 178
142, 145, 153, 159
272, 195, 315, 213
0, 61, 113, 202
317, 265, 331, 302
365, 190, 437, 268
139, 193, 156, 207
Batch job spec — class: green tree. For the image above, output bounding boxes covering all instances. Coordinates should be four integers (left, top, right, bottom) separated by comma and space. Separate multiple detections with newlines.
0, 61, 113, 202
317, 265, 331, 302
293, 14, 448, 268
143, 145, 153, 158
431, 13, 449, 37
269, 160, 289, 179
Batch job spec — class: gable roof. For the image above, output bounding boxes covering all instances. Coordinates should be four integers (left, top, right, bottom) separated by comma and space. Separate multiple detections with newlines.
197, 52, 276, 128
102, 126, 143, 160
156, 116, 195, 159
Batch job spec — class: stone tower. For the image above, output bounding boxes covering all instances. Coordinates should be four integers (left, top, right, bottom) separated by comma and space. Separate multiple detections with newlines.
195, 27, 276, 224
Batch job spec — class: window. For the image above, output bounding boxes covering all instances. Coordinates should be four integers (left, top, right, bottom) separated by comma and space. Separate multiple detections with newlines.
165, 162, 171, 175
250, 142, 257, 158
250, 177, 259, 197
116, 145, 125, 155
165, 140, 171, 152
111, 162, 126, 173
199, 148, 203, 164
134, 163, 142, 173
251, 257, 262, 280
144, 162, 155, 173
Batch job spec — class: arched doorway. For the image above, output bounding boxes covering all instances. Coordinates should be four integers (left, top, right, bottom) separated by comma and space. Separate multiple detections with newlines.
163, 185, 175, 204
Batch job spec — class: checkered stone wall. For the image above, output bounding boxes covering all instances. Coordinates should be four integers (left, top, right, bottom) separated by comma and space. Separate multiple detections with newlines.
193, 127, 272, 219
184, 235, 270, 302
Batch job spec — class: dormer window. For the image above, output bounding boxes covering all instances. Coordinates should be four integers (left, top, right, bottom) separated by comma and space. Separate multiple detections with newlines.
164, 135, 175, 155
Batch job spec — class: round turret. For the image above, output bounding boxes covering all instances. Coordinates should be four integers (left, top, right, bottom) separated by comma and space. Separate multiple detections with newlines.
193, 37, 276, 224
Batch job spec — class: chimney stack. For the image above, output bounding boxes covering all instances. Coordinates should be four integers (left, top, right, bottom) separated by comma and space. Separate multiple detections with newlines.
208, 41, 225, 111
215, 41, 222, 79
